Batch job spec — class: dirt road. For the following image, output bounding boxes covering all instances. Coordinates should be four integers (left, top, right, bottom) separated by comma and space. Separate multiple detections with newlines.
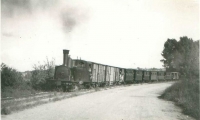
2, 82, 194, 120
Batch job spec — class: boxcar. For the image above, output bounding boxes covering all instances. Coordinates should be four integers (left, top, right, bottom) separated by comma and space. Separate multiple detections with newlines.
134, 70, 143, 82
105, 66, 111, 85
171, 72, 179, 80
143, 71, 150, 82
114, 67, 120, 84
109, 66, 115, 85
165, 72, 172, 80
124, 69, 134, 83
158, 71, 165, 81
91, 62, 98, 85
90, 62, 107, 86
104, 66, 115, 86
97, 64, 106, 86
150, 71, 158, 81
119, 68, 125, 84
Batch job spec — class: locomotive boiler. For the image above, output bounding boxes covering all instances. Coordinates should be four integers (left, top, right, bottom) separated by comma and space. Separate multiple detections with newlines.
50, 50, 74, 91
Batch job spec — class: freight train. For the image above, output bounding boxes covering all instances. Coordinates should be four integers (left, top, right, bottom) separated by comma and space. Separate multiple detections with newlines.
48, 50, 179, 91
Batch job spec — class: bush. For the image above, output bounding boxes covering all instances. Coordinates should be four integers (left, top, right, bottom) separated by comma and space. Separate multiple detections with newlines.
160, 79, 199, 119
1, 63, 35, 98
1, 107, 11, 115
30, 58, 55, 91
1, 63, 23, 89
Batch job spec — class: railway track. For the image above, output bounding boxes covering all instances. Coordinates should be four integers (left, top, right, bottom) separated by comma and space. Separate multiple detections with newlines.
1, 80, 173, 102
1, 89, 93, 102
1, 92, 50, 101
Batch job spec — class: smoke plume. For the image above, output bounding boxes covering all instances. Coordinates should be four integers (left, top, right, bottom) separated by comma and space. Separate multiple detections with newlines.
60, 7, 89, 32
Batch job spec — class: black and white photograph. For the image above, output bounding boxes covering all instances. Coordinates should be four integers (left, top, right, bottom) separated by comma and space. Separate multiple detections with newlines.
1, 0, 199, 120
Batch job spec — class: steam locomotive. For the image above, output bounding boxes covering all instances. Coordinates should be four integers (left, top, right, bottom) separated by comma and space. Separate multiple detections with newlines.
48, 50, 179, 91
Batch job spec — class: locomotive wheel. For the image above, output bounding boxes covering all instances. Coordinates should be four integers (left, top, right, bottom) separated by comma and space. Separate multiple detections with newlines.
84, 84, 91, 89
62, 86, 66, 92
74, 85, 79, 91
56, 86, 62, 92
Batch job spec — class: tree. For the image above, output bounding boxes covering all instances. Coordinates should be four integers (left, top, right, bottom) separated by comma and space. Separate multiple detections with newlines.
1, 63, 23, 90
160, 38, 178, 71
30, 58, 55, 90
161, 36, 199, 78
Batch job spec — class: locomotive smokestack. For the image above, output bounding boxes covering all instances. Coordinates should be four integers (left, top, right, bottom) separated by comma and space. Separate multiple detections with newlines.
63, 50, 69, 67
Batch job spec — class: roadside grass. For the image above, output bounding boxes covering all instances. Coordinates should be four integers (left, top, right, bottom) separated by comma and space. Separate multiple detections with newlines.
160, 79, 199, 120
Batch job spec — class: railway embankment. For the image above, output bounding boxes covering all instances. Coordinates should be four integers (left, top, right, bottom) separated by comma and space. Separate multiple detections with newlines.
160, 79, 199, 120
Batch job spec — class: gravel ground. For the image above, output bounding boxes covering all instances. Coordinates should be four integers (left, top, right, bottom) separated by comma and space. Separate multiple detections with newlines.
1, 82, 194, 120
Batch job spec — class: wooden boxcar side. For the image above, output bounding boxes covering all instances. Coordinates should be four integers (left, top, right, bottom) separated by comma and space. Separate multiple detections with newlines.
150, 71, 158, 81
124, 69, 134, 83
105, 66, 111, 85
91, 63, 98, 83
165, 72, 172, 80
114, 67, 120, 84
143, 71, 150, 82
158, 71, 165, 80
135, 70, 143, 82
119, 68, 125, 84
171, 72, 179, 80
110, 67, 115, 85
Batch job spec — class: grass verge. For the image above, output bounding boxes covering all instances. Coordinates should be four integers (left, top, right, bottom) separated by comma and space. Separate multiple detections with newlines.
159, 79, 199, 120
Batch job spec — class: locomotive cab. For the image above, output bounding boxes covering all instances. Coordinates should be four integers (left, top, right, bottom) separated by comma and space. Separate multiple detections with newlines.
71, 60, 91, 88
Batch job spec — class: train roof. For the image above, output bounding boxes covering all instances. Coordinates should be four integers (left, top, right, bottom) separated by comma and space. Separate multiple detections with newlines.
72, 59, 125, 69
72, 59, 167, 71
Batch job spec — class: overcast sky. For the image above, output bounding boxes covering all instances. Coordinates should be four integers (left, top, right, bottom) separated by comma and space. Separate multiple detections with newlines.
1, 0, 199, 72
